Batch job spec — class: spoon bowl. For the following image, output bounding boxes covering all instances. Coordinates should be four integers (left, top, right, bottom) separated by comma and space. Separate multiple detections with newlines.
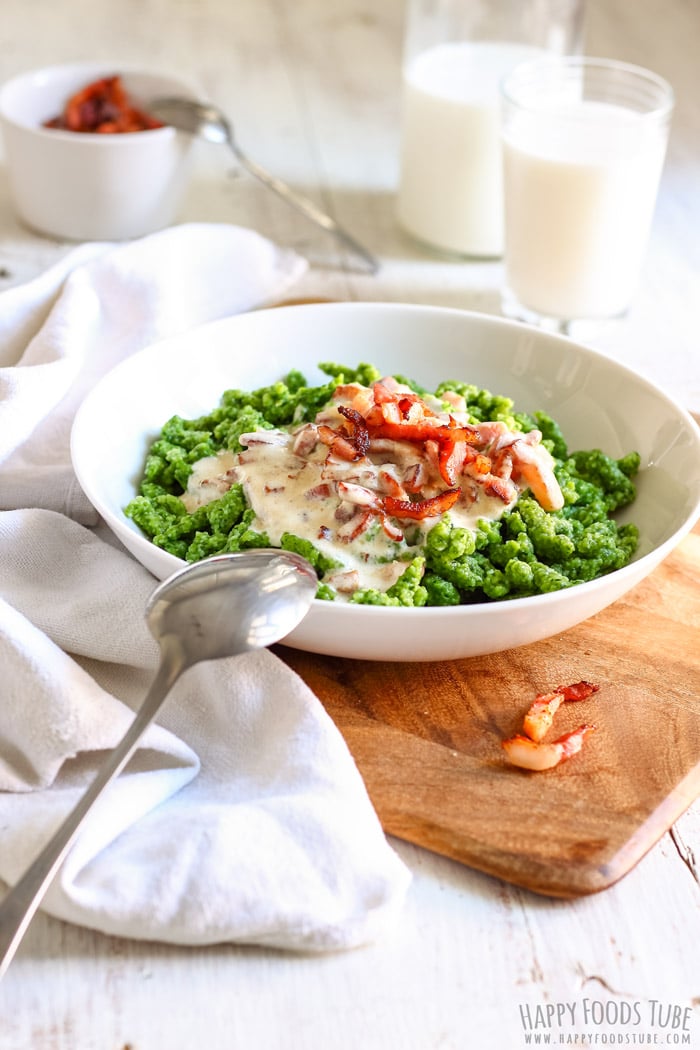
150, 98, 231, 145
0, 549, 317, 979
147, 549, 319, 666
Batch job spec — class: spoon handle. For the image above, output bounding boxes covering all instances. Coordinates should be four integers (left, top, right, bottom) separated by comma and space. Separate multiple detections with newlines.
228, 140, 379, 275
0, 652, 184, 981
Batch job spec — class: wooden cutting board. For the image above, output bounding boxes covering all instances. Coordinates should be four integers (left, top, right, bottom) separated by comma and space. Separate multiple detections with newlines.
276, 520, 700, 898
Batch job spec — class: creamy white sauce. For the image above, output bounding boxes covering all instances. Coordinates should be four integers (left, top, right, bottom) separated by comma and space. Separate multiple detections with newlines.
180, 425, 519, 597
181, 450, 238, 512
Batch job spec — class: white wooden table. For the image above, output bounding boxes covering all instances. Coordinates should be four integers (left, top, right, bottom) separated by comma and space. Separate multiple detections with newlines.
0, 2, 698, 1047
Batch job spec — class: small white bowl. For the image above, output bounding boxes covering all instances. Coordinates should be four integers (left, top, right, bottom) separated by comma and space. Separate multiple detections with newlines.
71, 303, 700, 662
0, 61, 198, 241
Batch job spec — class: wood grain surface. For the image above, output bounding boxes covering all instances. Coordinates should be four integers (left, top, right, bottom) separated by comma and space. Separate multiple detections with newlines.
277, 523, 700, 899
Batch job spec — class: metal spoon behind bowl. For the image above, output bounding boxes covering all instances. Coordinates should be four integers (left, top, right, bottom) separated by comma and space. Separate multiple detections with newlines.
149, 96, 379, 275
0, 549, 318, 980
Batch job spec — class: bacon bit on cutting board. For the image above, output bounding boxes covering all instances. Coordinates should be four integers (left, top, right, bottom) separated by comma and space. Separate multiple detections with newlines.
43, 75, 164, 133
502, 680, 599, 771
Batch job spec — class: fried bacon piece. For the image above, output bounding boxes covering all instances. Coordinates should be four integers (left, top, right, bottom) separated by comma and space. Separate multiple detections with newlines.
43, 75, 164, 133
365, 417, 480, 449
522, 682, 598, 742
336, 405, 370, 458
317, 425, 361, 462
383, 487, 461, 521
555, 681, 599, 703
502, 680, 599, 770
501, 725, 597, 772
509, 437, 564, 512
522, 692, 565, 743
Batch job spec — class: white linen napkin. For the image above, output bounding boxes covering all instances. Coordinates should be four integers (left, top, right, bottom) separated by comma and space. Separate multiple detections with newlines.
0, 224, 410, 951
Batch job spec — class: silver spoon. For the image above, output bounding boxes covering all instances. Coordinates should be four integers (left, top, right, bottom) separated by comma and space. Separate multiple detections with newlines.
0, 549, 317, 980
150, 96, 379, 275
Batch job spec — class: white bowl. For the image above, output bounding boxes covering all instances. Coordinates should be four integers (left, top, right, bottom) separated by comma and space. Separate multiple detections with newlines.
0, 61, 198, 241
71, 303, 700, 661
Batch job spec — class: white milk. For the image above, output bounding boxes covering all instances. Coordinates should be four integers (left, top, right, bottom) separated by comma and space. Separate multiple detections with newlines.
503, 101, 668, 320
397, 41, 544, 257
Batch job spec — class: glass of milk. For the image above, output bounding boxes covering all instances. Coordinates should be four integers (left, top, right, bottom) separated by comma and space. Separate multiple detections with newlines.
396, 0, 584, 258
500, 57, 674, 331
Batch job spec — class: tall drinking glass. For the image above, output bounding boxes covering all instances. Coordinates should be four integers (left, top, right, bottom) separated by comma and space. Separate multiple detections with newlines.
396, 0, 584, 259
500, 57, 674, 332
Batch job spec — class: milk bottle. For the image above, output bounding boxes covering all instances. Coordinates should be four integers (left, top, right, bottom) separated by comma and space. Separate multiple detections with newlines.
396, 0, 583, 258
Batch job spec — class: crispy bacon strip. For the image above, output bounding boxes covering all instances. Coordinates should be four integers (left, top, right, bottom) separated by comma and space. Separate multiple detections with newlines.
337, 405, 370, 458
317, 424, 361, 462
438, 439, 467, 486
522, 680, 599, 742
501, 725, 597, 771
522, 692, 564, 743
383, 487, 460, 520
555, 681, 600, 702
366, 418, 480, 447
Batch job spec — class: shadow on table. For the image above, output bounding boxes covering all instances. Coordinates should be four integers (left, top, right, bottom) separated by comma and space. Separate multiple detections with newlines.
180, 175, 504, 311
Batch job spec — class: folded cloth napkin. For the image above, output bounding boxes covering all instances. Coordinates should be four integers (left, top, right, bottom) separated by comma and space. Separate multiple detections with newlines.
0, 224, 410, 951
0, 223, 308, 522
